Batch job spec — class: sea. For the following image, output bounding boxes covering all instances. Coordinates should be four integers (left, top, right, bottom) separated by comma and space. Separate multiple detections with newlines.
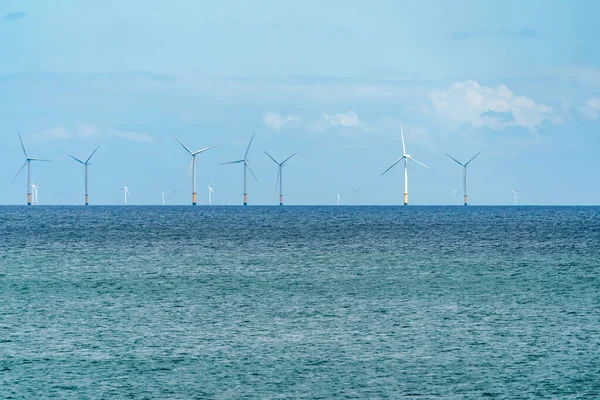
1, 206, 599, 398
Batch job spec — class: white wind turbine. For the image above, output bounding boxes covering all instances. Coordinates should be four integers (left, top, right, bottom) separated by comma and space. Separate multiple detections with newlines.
220, 133, 258, 206
451, 188, 462, 205
337, 193, 340, 206
206, 183, 215, 205
160, 192, 167, 206
31, 182, 40, 205
121, 184, 130, 205
12, 133, 52, 205
446, 151, 482, 206
173, 136, 218, 205
510, 188, 520, 205
69, 146, 99, 206
264, 150, 297, 206
381, 125, 428, 206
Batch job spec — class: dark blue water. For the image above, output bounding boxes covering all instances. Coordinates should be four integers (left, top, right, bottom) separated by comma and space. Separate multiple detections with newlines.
1, 206, 599, 398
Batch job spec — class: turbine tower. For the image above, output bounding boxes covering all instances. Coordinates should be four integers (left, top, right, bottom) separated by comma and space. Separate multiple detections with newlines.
31, 182, 40, 205
160, 192, 166, 206
381, 125, 428, 206
173, 136, 218, 205
451, 188, 462, 205
337, 193, 340, 206
12, 133, 52, 205
220, 133, 258, 206
349, 186, 363, 205
510, 188, 520, 205
69, 146, 99, 205
446, 151, 482, 206
207, 183, 215, 205
121, 184, 130, 205
264, 150, 297, 206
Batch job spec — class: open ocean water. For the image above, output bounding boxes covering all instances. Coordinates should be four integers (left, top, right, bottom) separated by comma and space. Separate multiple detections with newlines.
1, 206, 599, 399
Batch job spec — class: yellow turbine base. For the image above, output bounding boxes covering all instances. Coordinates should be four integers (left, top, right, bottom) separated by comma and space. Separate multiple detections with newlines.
27, 193, 32, 205
279, 195, 283, 205
244, 194, 248, 205
464, 194, 468, 205
403, 192, 408, 206
85, 194, 89, 205
192, 192, 197, 205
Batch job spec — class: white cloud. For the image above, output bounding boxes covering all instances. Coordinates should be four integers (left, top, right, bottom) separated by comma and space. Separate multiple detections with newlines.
77, 123, 99, 138
262, 112, 300, 131
430, 80, 553, 130
29, 126, 71, 144
109, 129, 154, 143
320, 110, 363, 128
578, 97, 600, 120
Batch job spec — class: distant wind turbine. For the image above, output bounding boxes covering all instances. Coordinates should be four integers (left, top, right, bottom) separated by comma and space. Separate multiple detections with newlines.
337, 193, 340, 206
173, 136, 218, 205
69, 146, 99, 205
349, 186, 363, 205
52, 182, 70, 204
510, 188, 520, 205
168, 186, 180, 204
451, 188, 462, 205
206, 183, 215, 205
121, 184, 130, 205
12, 133, 52, 205
381, 125, 428, 206
446, 151, 482, 206
160, 191, 167, 206
31, 182, 40, 205
220, 133, 258, 206
264, 150, 297, 206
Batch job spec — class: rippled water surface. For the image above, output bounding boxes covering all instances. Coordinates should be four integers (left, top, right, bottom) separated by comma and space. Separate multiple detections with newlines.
1, 206, 599, 398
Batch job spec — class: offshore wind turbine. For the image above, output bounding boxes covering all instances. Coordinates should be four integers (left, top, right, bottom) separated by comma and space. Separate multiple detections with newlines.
31, 182, 39, 205
446, 151, 482, 206
349, 186, 363, 205
206, 183, 215, 205
337, 193, 340, 206
264, 150, 297, 205
160, 192, 167, 206
12, 133, 52, 205
510, 188, 520, 205
173, 136, 218, 205
451, 188, 462, 205
220, 133, 258, 206
381, 125, 428, 206
121, 184, 130, 205
69, 146, 99, 205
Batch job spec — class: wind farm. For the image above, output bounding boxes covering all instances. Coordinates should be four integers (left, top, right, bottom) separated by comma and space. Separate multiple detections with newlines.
12, 133, 51, 206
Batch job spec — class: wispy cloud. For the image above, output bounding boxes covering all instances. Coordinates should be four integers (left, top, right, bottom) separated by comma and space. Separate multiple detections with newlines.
262, 112, 300, 131
3, 12, 27, 22
77, 123, 99, 138
430, 80, 554, 130
578, 97, 600, 120
29, 126, 71, 144
447, 28, 537, 40
109, 128, 154, 143
320, 110, 362, 128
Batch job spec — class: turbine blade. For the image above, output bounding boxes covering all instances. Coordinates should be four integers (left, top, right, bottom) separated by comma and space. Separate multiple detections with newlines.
12, 161, 27, 182
263, 150, 279, 165
219, 160, 244, 165
245, 161, 259, 182
381, 156, 405, 176
244, 133, 255, 159
446, 154, 465, 167
281, 152, 297, 165
408, 156, 429, 168
69, 155, 85, 164
173, 135, 193, 155
29, 158, 52, 162
400, 124, 406, 155
18, 133, 28, 158
465, 151, 482, 166
85, 146, 100, 164
193, 144, 219, 155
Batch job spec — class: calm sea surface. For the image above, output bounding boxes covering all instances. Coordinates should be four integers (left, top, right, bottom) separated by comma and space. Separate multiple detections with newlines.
1, 206, 599, 398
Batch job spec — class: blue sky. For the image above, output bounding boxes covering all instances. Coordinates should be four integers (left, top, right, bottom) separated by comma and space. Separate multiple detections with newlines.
1, 0, 600, 205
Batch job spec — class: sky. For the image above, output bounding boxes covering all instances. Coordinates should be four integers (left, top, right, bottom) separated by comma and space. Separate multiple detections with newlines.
1, 0, 600, 205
